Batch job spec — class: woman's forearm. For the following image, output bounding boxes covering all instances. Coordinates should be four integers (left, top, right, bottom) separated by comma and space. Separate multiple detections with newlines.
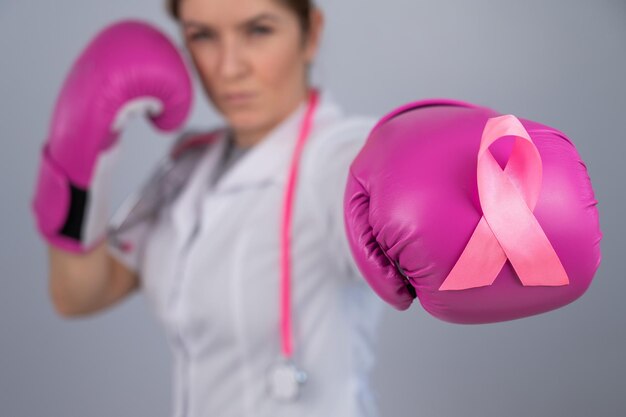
47, 241, 139, 317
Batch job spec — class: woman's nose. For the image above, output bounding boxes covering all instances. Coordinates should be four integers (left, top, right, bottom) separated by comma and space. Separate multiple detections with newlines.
217, 39, 248, 81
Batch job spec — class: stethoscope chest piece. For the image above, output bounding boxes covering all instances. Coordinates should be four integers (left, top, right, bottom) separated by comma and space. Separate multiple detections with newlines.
268, 359, 308, 402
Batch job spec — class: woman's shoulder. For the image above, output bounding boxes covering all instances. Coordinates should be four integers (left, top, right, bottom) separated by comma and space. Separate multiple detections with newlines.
305, 112, 377, 165
317, 114, 377, 140
312, 90, 378, 145
168, 126, 227, 161
300, 112, 378, 200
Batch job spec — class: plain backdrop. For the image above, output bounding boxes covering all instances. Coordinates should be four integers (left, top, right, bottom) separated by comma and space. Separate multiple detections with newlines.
1, 1, 625, 416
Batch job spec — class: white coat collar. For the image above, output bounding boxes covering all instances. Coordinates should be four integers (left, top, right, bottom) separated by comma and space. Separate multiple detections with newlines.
170, 89, 344, 244
212, 88, 344, 193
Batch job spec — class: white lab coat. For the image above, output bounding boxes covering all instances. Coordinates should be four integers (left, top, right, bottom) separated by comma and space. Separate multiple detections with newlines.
108, 89, 386, 417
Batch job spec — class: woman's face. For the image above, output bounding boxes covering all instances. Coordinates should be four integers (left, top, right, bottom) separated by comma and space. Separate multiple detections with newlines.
179, 0, 322, 145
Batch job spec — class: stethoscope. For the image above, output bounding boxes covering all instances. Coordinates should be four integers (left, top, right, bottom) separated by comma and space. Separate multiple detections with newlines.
268, 88, 319, 402
109, 88, 321, 402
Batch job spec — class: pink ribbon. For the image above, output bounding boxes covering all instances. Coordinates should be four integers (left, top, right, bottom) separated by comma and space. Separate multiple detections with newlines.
439, 115, 569, 291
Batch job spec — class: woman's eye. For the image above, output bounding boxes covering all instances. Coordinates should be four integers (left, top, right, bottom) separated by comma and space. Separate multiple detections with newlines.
248, 25, 273, 36
188, 31, 215, 42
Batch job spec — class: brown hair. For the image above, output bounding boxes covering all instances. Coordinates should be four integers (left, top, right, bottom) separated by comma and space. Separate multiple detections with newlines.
166, 0, 314, 37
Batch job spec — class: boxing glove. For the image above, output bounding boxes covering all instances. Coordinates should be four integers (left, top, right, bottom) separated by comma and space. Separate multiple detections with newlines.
32, 20, 192, 253
343, 99, 601, 324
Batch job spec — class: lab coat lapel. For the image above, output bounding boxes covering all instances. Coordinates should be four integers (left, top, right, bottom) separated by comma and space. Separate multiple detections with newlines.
214, 106, 306, 193
171, 130, 229, 247
170, 90, 343, 247
214, 90, 344, 193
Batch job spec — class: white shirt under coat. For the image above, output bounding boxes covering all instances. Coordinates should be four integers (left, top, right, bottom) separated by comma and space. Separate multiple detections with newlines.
108, 90, 386, 417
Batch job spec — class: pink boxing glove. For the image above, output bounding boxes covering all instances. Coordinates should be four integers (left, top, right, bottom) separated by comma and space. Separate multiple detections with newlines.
344, 99, 602, 324
32, 20, 192, 253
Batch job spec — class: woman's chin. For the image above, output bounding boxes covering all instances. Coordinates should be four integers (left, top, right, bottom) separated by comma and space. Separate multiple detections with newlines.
226, 112, 268, 133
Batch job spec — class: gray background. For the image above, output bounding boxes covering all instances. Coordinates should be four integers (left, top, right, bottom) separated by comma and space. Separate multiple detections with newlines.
1, 0, 625, 416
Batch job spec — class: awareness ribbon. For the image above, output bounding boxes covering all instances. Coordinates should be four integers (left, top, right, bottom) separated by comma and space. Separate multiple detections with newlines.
439, 115, 569, 291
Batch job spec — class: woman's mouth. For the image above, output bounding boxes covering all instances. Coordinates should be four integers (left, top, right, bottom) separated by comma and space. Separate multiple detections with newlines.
223, 92, 257, 105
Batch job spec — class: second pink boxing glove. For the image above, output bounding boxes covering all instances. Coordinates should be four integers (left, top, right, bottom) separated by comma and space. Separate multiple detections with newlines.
343, 99, 601, 324
32, 20, 192, 253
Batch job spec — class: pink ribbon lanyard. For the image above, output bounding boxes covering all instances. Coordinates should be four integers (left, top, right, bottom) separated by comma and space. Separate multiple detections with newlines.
439, 114, 569, 291
280, 89, 320, 358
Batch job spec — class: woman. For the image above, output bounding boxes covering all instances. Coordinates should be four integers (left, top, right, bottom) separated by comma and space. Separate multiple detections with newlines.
39, 0, 386, 416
